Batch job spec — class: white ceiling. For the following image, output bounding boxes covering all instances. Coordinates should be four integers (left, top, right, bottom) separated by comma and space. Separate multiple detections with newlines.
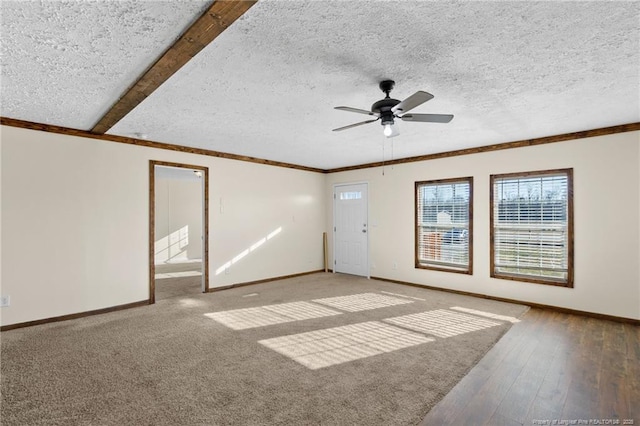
2, 1, 639, 170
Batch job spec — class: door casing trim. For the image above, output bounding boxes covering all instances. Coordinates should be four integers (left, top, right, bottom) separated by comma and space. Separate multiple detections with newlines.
149, 160, 209, 303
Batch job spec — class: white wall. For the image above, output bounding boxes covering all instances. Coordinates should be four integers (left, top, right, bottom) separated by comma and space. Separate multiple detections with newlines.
2, 125, 638, 326
0, 126, 326, 326
209, 158, 326, 286
325, 131, 640, 320
154, 175, 203, 263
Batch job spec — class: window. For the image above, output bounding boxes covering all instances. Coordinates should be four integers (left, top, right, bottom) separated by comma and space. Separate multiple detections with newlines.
490, 169, 573, 287
415, 177, 472, 274
339, 191, 362, 200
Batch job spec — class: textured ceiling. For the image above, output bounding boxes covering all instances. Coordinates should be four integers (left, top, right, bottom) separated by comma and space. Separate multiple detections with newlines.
0, 0, 212, 129
2, 1, 639, 170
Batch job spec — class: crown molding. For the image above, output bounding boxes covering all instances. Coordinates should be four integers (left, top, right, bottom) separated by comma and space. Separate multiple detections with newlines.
3, 117, 638, 174
326, 122, 640, 173
0, 116, 324, 173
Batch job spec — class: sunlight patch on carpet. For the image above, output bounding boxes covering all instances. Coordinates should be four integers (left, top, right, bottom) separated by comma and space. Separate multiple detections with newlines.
380, 291, 426, 301
449, 306, 521, 323
179, 298, 206, 307
205, 302, 342, 330
258, 321, 433, 370
385, 309, 502, 338
312, 293, 413, 312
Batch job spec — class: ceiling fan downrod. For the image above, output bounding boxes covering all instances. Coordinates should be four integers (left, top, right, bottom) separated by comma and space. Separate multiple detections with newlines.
379, 79, 395, 98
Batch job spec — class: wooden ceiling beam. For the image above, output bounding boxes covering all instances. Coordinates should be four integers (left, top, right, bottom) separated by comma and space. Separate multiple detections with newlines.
91, 0, 258, 134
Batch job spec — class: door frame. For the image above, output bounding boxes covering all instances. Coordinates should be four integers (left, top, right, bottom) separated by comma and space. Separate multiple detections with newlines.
332, 181, 370, 278
149, 160, 209, 303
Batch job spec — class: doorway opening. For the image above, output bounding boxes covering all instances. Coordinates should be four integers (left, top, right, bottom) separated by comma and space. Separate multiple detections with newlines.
149, 161, 209, 303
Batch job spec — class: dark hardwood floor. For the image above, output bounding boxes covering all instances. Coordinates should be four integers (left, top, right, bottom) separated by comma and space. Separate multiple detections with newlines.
421, 308, 640, 425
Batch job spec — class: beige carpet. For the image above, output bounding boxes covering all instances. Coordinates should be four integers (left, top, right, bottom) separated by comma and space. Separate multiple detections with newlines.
1, 273, 528, 425
155, 261, 203, 274
155, 261, 203, 300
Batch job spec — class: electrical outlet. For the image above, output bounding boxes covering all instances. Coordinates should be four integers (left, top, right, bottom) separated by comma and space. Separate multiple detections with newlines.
0, 295, 10, 307
392, 261, 398, 270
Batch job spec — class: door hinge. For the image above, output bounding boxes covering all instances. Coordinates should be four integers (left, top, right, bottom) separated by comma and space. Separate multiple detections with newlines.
334, 226, 336, 232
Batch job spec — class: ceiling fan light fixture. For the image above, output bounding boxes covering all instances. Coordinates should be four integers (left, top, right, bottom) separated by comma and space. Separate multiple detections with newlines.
383, 123, 399, 138
380, 111, 395, 126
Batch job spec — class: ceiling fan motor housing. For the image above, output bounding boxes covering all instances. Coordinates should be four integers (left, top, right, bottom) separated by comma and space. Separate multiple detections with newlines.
374, 80, 400, 125
372, 98, 399, 125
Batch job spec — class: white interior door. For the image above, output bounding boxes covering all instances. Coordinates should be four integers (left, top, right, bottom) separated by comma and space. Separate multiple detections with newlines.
334, 183, 369, 277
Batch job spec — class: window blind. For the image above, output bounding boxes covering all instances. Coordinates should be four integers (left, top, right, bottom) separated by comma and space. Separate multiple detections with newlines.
416, 178, 472, 273
491, 170, 572, 285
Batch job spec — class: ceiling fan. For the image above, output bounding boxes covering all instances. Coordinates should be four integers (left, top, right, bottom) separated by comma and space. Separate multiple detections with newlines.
333, 80, 453, 137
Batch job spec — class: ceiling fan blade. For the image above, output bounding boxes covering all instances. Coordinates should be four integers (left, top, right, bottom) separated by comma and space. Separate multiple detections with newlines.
401, 113, 454, 123
334, 106, 376, 116
392, 91, 434, 113
332, 119, 378, 132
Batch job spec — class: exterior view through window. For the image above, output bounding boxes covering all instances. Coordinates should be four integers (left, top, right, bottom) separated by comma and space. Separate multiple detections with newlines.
415, 177, 472, 274
491, 169, 573, 287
